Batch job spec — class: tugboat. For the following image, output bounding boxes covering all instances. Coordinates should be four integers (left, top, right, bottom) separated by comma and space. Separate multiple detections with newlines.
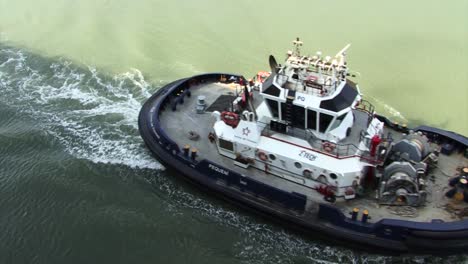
139, 38, 468, 254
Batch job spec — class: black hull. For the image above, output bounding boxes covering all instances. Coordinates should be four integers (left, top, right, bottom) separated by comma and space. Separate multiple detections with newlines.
138, 73, 468, 255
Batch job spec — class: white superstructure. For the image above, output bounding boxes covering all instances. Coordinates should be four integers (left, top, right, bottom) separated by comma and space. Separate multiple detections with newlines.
212, 39, 386, 199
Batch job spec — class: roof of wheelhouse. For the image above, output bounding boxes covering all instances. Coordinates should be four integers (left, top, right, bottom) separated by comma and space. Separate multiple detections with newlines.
320, 81, 358, 112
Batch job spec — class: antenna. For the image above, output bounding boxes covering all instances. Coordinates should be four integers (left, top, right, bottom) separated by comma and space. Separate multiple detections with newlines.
335, 44, 351, 58
292, 37, 303, 56
335, 44, 351, 68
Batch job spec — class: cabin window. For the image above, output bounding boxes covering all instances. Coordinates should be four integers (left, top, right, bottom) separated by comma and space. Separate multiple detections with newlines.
319, 113, 334, 133
219, 138, 234, 152
266, 99, 279, 118
280, 102, 287, 121
268, 154, 277, 160
292, 105, 306, 128
328, 113, 347, 131
307, 110, 317, 130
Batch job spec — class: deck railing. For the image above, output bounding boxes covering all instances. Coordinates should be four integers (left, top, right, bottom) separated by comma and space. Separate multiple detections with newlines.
259, 120, 386, 163
272, 73, 338, 97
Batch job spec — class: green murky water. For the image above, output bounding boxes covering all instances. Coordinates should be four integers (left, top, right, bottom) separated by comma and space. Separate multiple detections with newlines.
0, 0, 466, 263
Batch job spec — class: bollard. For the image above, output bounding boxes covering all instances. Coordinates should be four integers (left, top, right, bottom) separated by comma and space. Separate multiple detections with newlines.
191, 148, 198, 160
183, 144, 190, 157
463, 167, 468, 177
362, 209, 369, 223
351, 208, 359, 221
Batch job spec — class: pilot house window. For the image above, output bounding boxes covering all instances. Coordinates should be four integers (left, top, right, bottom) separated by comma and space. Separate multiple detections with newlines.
319, 113, 334, 133
328, 113, 347, 131
292, 105, 305, 128
266, 99, 279, 118
307, 110, 317, 130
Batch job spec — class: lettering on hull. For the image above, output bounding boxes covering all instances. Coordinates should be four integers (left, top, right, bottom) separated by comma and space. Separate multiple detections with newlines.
208, 163, 230, 176
299, 150, 317, 161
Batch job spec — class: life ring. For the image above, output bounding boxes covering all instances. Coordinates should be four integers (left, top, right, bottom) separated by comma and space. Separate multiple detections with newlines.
323, 142, 335, 153
258, 151, 268, 161
221, 111, 240, 128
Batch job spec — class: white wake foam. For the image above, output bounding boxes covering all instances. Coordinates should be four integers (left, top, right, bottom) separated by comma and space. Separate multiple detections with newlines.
369, 95, 408, 122
0, 47, 162, 170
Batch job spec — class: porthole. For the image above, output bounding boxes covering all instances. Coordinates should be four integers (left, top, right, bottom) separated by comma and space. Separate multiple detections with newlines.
294, 162, 302, 169
330, 173, 337, 180
268, 154, 276, 160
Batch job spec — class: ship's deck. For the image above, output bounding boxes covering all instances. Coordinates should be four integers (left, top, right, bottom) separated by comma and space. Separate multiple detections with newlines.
159, 81, 468, 223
